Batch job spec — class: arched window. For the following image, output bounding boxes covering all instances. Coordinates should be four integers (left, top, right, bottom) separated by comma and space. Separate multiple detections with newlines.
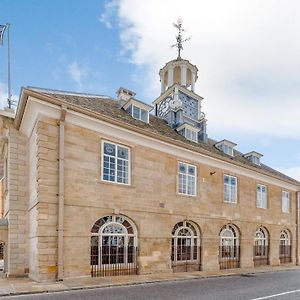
90, 215, 138, 277
279, 229, 291, 263
171, 221, 200, 272
254, 227, 269, 266
219, 224, 240, 269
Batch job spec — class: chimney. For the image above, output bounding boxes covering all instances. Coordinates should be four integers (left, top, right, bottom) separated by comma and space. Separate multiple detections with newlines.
116, 87, 136, 107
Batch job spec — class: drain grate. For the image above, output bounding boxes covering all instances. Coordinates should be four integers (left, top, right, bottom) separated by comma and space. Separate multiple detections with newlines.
241, 273, 256, 277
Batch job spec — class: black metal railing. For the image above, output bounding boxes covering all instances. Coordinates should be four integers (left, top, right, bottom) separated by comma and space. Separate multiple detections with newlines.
219, 246, 240, 270
0, 243, 3, 260
171, 246, 201, 272
279, 245, 292, 264
91, 246, 138, 277
253, 245, 269, 267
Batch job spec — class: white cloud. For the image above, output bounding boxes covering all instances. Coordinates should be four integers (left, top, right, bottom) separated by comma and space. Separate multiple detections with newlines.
99, 0, 119, 29
0, 81, 18, 109
101, 0, 300, 138
66, 61, 89, 90
281, 167, 300, 181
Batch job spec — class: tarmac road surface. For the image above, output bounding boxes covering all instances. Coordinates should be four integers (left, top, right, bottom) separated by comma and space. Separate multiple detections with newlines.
2, 269, 300, 300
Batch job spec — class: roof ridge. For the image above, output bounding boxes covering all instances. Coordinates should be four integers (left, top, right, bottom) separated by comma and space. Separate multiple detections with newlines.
27, 86, 112, 99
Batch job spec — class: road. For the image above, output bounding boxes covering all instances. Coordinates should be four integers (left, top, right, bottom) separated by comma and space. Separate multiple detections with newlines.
2, 270, 300, 300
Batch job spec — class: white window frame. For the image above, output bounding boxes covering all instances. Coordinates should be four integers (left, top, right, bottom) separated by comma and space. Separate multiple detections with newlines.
223, 174, 237, 204
185, 128, 198, 143
132, 105, 149, 123
222, 144, 233, 156
101, 140, 131, 185
177, 162, 197, 197
257, 184, 267, 209
282, 191, 290, 213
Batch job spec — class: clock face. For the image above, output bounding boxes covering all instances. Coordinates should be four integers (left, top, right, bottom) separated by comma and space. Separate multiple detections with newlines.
157, 97, 172, 118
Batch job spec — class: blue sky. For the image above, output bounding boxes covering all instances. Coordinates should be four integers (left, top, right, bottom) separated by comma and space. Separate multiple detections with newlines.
0, 0, 300, 180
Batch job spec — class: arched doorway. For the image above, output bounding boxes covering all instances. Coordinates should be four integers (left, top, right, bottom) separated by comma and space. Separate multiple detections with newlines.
279, 229, 291, 264
253, 227, 269, 266
90, 215, 138, 277
219, 224, 240, 269
171, 220, 201, 272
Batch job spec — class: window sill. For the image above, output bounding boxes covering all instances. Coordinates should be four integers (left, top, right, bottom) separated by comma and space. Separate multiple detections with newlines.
97, 179, 135, 188
176, 192, 197, 198
223, 201, 237, 205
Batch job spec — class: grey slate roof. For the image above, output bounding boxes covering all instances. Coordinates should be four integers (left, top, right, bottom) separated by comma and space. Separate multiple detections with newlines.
29, 88, 300, 186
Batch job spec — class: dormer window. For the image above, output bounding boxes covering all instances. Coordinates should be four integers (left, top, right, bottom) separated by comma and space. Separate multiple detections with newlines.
176, 123, 199, 143
133, 106, 148, 123
122, 96, 153, 124
215, 140, 237, 156
244, 151, 263, 166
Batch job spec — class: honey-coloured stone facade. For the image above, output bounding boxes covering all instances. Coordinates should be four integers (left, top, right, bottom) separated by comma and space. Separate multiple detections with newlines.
0, 92, 299, 282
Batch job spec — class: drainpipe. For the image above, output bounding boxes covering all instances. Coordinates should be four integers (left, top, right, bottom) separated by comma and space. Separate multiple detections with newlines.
57, 106, 67, 280
297, 190, 300, 265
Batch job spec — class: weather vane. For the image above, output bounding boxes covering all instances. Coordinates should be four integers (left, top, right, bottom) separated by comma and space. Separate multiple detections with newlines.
171, 19, 191, 59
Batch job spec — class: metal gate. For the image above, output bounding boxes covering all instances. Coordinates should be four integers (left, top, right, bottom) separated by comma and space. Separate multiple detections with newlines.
279, 245, 291, 264
253, 245, 269, 267
219, 246, 240, 270
0, 243, 3, 260
91, 245, 138, 277
171, 246, 201, 272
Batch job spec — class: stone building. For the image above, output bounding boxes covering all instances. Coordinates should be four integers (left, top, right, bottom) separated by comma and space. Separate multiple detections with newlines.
0, 55, 299, 282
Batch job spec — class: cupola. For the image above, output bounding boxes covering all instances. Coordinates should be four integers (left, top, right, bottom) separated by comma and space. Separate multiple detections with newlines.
159, 59, 198, 93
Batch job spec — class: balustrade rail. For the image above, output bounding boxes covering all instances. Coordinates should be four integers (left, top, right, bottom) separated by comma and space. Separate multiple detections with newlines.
171, 246, 201, 272
279, 245, 291, 264
219, 246, 240, 270
91, 246, 138, 277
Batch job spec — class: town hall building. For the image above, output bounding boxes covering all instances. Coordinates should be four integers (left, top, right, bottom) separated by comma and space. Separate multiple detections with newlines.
0, 26, 299, 281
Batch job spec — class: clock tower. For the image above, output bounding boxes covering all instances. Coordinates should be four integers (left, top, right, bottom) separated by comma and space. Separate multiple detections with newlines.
153, 20, 208, 143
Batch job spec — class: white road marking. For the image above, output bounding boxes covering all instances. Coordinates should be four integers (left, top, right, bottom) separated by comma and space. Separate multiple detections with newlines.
251, 288, 300, 300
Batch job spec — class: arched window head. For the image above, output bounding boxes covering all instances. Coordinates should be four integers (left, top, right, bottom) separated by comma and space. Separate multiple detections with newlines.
91, 215, 136, 236
219, 224, 239, 246
254, 227, 268, 246
280, 230, 290, 246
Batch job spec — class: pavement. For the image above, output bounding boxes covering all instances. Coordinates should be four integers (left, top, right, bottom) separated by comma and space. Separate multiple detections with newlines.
0, 265, 299, 298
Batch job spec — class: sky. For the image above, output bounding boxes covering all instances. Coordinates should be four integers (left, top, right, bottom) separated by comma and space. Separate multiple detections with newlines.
0, 0, 300, 180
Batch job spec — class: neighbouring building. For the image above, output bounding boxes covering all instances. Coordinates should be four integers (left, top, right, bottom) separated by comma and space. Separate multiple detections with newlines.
0, 53, 299, 282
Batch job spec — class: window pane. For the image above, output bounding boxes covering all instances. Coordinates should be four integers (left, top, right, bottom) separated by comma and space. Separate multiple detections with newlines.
141, 109, 148, 122
104, 143, 115, 156
188, 165, 195, 176
133, 106, 140, 119
117, 146, 128, 159
224, 175, 229, 184
179, 163, 186, 174
230, 177, 236, 185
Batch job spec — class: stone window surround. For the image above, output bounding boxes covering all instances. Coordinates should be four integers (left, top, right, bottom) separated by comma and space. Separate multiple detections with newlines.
282, 191, 290, 213
177, 161, 197, 197
101, 140, 131, 186
223, 174, 238, 204
257, 184, 267, 209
